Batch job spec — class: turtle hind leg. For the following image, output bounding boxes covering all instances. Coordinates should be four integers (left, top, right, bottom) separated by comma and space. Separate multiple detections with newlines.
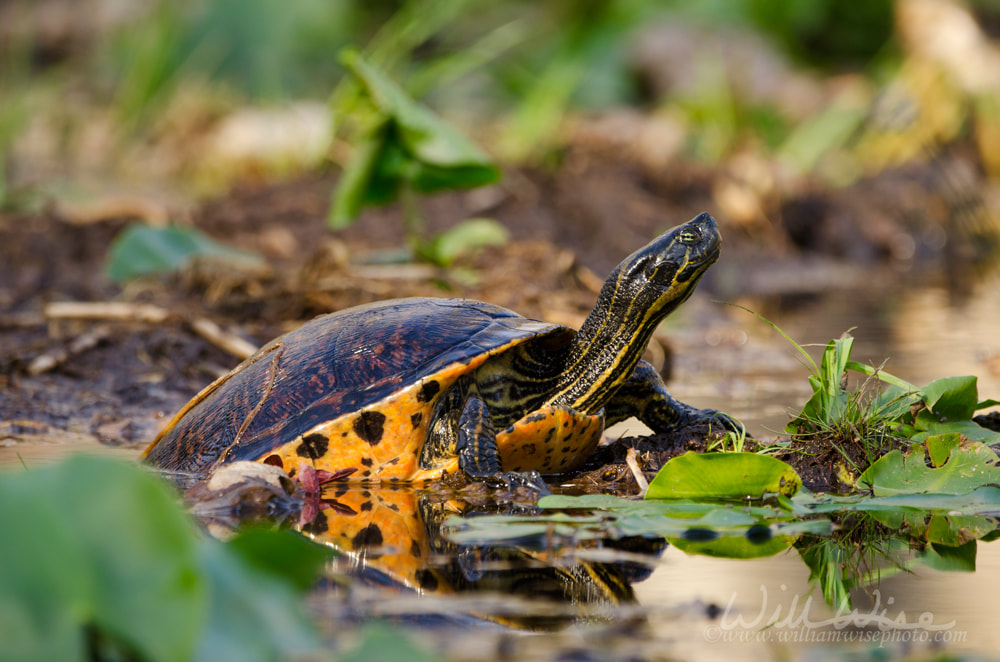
606, 361, 739, 433
456, 390, 550, 495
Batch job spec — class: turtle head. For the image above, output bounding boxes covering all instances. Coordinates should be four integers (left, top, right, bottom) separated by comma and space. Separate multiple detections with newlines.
549, 213, 721, 412
615, 211, 721, 313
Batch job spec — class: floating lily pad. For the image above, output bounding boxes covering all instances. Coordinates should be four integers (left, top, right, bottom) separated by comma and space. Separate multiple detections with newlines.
646, 451, 802, 500
857, 435, 1000, 496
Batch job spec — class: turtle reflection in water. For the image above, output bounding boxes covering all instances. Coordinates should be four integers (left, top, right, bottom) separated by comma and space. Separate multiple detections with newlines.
188, 463, 664, 632
309, 488, 667, 630
143, 213, 733, 490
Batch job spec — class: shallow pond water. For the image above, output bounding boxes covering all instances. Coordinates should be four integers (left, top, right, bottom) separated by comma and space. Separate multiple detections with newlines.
2, 274, 999, 660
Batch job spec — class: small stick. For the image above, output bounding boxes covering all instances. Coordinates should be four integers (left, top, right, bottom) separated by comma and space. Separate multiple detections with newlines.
189, 317, 258, 360
44, 301, 170, 323
27, 326, 111, 375
625, 446, 649, 498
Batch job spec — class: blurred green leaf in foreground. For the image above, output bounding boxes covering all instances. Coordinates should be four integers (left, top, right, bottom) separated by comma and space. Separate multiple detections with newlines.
0, 455, 324, 662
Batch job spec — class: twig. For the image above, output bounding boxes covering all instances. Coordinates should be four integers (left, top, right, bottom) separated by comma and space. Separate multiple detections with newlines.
189, 317, 258, 360
625, 447, 649, 498
42, 301, 258, 361
44, 301, 170, 323
27, 325, 112, 375
0, 312, 45, 328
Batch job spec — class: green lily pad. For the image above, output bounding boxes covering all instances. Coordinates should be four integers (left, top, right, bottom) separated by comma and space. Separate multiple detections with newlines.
646, 452, 802, 500
858, 437, 1000, 496
922, 376, 980, 421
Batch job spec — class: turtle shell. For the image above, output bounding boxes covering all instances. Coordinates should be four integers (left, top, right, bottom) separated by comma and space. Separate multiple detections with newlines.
143, 298, 574, 482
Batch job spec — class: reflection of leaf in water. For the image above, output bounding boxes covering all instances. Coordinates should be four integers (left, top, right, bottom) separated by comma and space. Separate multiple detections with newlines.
447, 480, 1000, 613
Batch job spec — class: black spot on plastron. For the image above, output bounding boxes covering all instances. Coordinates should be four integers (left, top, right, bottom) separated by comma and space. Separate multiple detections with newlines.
417, 381, 441, 402
560, 445, 571, 454
388, 503, 400, 512
410, 539, 421, 557
360, 501, 373, 512
562, 421, 570, 428
353, 411, 386, 445
525, 412, 547, 424
296, 433, 330, 459
410, 411, 423, 428
352, 523, 384, 548
361, 470, 370, 477
524, 443, 536, 455
335, 484, 349, 497
544, 428, 555, 443
360, 457, 373, 467
559, 457, 568, 466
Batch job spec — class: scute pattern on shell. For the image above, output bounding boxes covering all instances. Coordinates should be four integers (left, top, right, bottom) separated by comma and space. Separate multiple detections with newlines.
144, 298, 572, 479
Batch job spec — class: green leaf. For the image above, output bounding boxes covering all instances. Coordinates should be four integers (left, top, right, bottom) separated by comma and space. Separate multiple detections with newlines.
329, 122, 395, 228
925, 432, 962, 467
922, 375, 980, 421
800, 485, 1000, 515
910, 419, 1000, 445
647, 452, 802, 500
194, 541, 320, 662
0, 456, 323, 662
0, 456, 206, 662
330, 50, 500, 228
669, 533, 797, 559
858, 440, 1000, 496
417, 218, 509, 267
923, 539, 977, 572
106, 223, 264, 283
340, 49, 500, 173
340, 624, 440, 662
225, 529, 332, 592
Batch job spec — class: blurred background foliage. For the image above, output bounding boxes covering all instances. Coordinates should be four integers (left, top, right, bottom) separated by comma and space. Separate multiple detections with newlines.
2, 0, 1000, 219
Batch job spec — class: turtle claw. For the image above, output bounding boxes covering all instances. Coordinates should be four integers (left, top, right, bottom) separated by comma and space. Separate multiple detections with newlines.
696, 408, 745, 436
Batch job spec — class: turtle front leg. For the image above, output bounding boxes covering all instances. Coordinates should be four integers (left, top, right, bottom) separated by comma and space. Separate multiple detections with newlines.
605, 361, 738, 433
455, 389, 550, 494
456, 390, 500, 478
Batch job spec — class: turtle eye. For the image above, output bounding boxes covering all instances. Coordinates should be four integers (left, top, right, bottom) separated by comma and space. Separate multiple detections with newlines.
679, 228, 701, 244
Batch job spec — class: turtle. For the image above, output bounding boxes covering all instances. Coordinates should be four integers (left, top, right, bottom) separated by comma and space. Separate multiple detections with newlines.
143, 212, 732, 488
